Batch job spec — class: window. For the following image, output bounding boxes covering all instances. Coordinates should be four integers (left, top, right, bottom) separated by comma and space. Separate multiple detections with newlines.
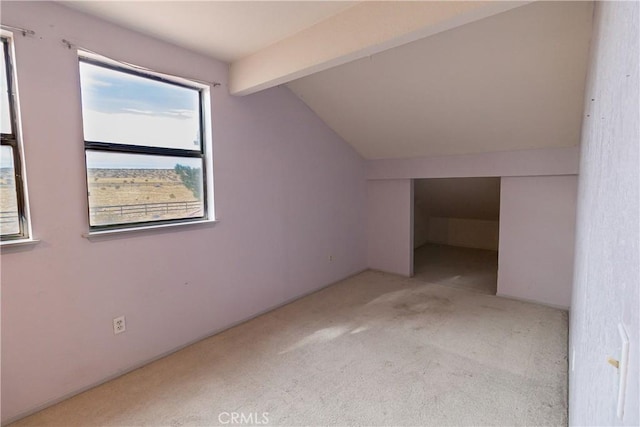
1, 36, 29, 241
79, 56, 211, 232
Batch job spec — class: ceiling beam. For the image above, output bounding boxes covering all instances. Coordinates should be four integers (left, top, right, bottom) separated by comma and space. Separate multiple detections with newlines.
229, 1, 531, 96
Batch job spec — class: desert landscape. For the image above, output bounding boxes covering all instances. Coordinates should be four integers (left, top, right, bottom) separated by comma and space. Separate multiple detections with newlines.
1, 167, 204, 234
0, 167, 19, 235
87, 167, 203, 226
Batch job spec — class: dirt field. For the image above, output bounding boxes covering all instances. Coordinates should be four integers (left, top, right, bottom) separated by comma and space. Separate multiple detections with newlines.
1, 168, 201, 232
87, 168, 203, 226
0, 168, 19, 235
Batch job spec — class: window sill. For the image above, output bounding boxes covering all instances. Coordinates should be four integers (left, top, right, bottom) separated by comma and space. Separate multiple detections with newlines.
1, 238, 41, 249
83, 218, 219, 241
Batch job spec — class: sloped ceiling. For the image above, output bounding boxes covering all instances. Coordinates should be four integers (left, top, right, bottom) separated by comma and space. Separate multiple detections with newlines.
288, 1, 594, 159
415, 178, 501, 221
61, 1, 355, 62
59, 1, 593, 160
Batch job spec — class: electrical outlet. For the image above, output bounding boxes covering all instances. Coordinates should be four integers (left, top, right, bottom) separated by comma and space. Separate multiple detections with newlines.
113, 316, 126, 335
329, 255, 334, 262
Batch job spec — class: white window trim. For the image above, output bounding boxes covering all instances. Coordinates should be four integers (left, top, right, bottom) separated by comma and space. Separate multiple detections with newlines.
1, 29, 35, 244
77, 50, 216, 236
1, 238, 40, 249
83, 218, 219, 240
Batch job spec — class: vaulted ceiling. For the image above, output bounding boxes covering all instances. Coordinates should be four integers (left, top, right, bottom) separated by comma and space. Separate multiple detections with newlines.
61, 1, 356, 62
59, 1, 594, 160
415, 178, 501, 221
288, 1, 594, 158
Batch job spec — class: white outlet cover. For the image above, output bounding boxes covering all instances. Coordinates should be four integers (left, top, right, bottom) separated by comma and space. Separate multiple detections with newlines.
113, 316, 126, 335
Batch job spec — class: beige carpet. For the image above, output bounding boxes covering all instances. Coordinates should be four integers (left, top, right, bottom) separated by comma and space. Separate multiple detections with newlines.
11, 270, 568, 426
413, 243, 498, 295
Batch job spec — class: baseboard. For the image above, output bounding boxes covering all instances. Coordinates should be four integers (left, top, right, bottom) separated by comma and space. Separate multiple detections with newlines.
496, 292, 569, 311
367, 267, 413, 278
2, 267, 368, 426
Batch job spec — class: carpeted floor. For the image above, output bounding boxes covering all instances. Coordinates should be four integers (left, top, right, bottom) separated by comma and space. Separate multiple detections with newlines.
413, 243, 498, 295
10, 270, 568, 426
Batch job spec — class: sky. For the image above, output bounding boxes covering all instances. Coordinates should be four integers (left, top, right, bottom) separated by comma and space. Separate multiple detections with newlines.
1, 58, 204, 170
2, 147, 202, 170
0, 145, 13, 169
1, 41, 13, 135
1, 42, 15, 169
80, 61, 202, 168
86, 150, 201, 170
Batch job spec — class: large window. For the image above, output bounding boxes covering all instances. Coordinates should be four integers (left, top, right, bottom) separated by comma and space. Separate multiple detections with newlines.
1, 36, 29, 241
79, 57, 210, 231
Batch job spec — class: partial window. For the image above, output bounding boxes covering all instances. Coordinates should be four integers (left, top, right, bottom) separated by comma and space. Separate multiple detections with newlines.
79, 57, 210, 231
1, 36, 29, 241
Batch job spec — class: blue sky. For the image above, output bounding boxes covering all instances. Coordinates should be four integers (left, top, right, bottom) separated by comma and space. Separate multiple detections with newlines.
3, 61, 205, 170
1, 41, 12, 135
2, 148, 201, 170
80, 61, 199, 119
86, 150, 202, 170
79, 62, 201, 162
0, 145, 13, 169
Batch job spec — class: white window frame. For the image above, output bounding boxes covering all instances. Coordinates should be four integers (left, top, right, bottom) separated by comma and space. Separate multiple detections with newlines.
78, 51, 216, 237
0, 30, 34, 246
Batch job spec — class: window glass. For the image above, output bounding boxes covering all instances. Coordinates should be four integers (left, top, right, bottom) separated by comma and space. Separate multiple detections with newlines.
86, 150, 204, 227
79, 61, 201, 151
0, 145, 19, 235
1, 41, 12, 134
1, 36, 29, 241
80, 57, 209, 231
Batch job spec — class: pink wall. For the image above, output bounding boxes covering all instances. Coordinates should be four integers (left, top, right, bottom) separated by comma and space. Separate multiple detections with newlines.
0, 2, 367, 422
367, 180, 413, 276
497, 176, 578, 308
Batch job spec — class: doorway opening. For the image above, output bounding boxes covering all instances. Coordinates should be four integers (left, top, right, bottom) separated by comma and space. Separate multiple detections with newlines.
413, 177, 500, 295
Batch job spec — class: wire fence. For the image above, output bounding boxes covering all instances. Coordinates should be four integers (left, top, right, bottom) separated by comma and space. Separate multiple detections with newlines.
0, 201, 203, 228
0, 210, 18, 225
89, 200, 202, 218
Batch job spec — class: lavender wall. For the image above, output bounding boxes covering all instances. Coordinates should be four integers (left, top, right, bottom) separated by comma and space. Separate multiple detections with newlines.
497, 176, 578, 309
368, 146, 579, 180
569, 2, 639, 424
367, 180, 413, 276
0, 2, 367, 422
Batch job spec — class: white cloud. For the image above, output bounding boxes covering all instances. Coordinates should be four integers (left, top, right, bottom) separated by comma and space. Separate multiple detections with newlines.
83, 76, 112, 88
83, 110, 200, 151
123, 108, 154, 115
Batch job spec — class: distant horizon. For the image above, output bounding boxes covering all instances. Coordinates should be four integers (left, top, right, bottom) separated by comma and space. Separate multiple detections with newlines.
86, 166, 188, 170
0, 165, 202, 170
86, 150, 202, 170
0, 165, 201, 170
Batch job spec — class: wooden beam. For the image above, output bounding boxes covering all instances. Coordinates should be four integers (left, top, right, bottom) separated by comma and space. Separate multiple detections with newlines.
229, 1, 531, 96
